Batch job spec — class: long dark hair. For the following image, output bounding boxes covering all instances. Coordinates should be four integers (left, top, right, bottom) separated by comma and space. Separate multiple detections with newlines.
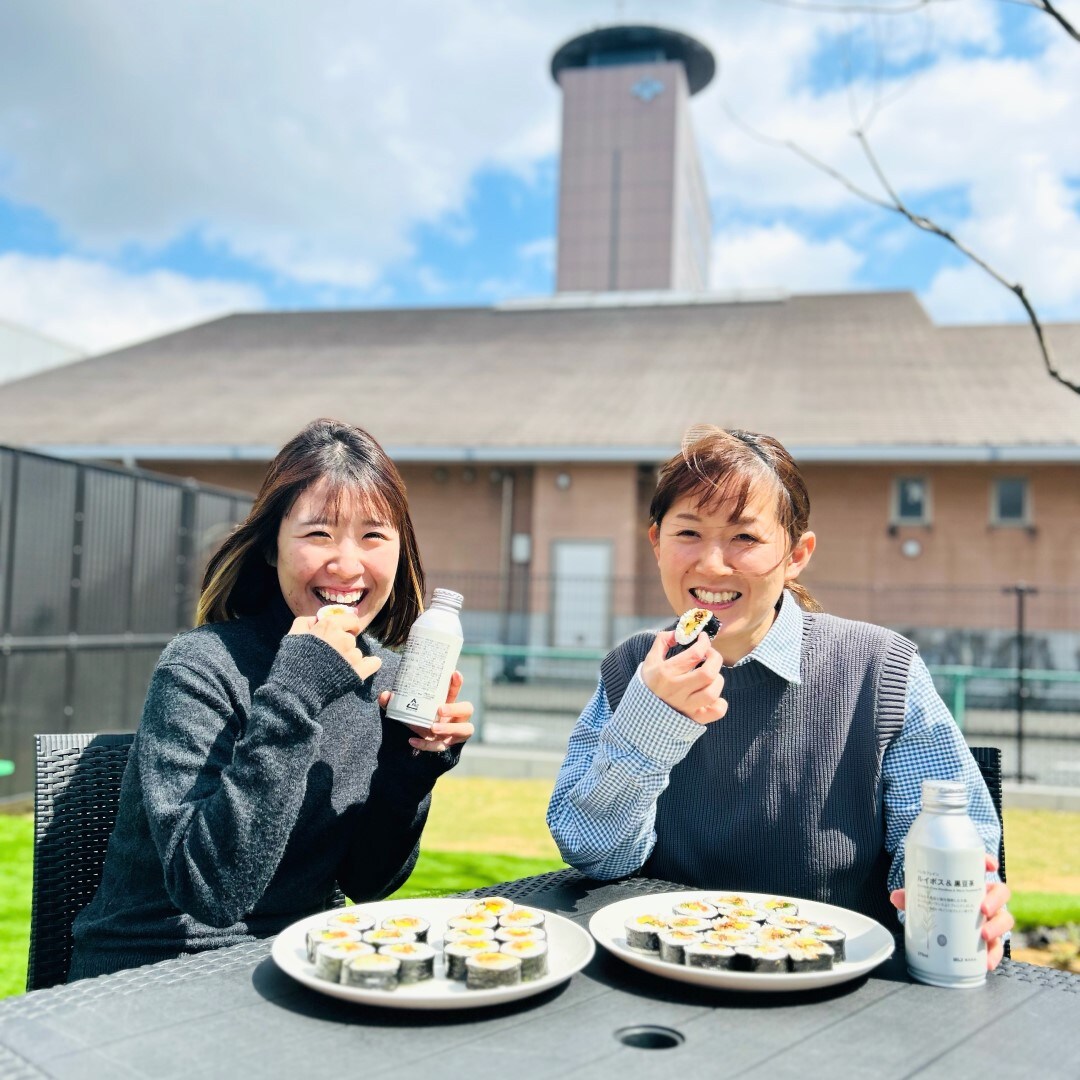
197, 419, 425, 646
650, 424, 821, 611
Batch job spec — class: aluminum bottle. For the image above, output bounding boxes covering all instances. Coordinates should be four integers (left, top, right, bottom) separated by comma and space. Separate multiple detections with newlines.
385, 589, 464, 729
903, 779, 987, 988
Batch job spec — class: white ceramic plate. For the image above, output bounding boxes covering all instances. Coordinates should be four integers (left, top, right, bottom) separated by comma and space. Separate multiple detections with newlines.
271, 897, 595, 1010
588, 890, 895, 993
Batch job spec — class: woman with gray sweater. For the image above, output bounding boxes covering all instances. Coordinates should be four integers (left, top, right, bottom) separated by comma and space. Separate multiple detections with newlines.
69, 419, 473, 980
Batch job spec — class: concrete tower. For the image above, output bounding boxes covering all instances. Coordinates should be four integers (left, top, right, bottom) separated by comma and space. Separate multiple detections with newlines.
551, 24, 716, 294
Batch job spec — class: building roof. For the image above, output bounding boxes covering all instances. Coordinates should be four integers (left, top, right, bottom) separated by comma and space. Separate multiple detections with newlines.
0, 319, 85, 385
1, 291, 1078, 464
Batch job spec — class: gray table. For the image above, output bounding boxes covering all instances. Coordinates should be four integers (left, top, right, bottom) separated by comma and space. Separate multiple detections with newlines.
2, 870, 1078, 1080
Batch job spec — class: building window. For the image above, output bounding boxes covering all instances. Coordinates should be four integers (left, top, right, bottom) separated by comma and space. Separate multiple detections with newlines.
992, 477, 1030, 526
892, 477, 930, 525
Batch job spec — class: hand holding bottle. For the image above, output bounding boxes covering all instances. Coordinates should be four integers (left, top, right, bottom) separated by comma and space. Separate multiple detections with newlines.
379, 670, 474, 753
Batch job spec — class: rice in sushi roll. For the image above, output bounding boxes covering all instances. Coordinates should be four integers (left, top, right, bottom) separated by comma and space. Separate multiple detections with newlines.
785, 938, 835, 972
444, 925, 497, 944
494, 925, 546, 944
672, 608, 721, 650
683, 941, 736, 970
379, 941, 436, 984
672, 899, 718, 920
381, 914, 430, 943
447, 913, 497, 931
362, 927, 416, 948
306, 926, 361, 963
465, 951, 522, 990
761, 898, 799, 917
766, 914, 813, 933
806, 923, 847, 961
499, 939, 549, 981
445, 938, 495, 981
757, 925, 797, 946
704, 927, 755, 948
342, 952, 401, 990
466, 896, 515, 920
667, 915, 710, 934
624, 913, 669, 951
705, 894, 752, 910
314, 939, 374, 982
325, 909, 376, 934
498, 907, 545, 930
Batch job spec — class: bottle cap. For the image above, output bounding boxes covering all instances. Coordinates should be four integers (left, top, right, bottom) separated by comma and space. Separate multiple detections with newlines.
920, 778, 967, 811
430, 588, 464, 611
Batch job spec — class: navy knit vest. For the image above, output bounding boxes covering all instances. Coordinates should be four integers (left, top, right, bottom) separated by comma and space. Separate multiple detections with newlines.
601, 611, 916, 925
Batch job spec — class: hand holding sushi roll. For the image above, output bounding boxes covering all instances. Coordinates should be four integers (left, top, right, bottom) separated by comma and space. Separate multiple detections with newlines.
289, 606, 383, 682
378, 669, 475, 752
639, 627, 727, 725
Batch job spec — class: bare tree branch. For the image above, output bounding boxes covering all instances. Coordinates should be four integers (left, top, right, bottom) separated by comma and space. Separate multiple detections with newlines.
724, 104, 1080, 394
1037, 0, 1080, 42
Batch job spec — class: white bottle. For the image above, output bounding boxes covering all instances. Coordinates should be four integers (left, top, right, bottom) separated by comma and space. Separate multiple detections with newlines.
904, 779, 987, 988
385, 589, 465, 729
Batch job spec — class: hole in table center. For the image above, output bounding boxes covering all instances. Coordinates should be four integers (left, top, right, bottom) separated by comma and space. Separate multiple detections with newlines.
614, 1025, 685, 1050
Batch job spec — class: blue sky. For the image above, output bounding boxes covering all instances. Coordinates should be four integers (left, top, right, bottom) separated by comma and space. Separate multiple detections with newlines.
1, 0, 1078, 354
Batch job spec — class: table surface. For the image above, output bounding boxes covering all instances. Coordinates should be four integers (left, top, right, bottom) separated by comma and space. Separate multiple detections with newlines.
2, 870, 1079, 1080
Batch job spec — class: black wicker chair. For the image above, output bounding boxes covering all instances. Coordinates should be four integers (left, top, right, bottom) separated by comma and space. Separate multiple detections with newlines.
28, 732, 136, 991
27, 731, 349, 991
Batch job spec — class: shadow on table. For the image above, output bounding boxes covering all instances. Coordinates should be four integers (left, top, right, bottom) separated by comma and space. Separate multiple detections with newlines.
251, 957, 573, 1027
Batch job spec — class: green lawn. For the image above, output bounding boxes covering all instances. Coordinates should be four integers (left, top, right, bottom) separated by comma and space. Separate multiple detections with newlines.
2, 779, 1077, 1000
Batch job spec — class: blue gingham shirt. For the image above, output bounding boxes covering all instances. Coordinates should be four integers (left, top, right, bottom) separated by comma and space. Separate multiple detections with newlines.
546, 591, 1001, 898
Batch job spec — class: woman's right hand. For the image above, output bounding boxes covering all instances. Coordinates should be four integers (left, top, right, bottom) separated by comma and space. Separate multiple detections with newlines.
288, 609, 383, 681
640, 629, 727, 725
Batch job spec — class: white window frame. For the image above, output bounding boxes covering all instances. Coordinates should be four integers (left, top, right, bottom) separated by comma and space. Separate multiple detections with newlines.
991, 476, 1031, 527
891, 476, 931, 526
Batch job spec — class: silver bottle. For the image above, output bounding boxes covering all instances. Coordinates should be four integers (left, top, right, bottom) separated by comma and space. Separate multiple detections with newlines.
904, 779, 987, 988
385, 589, 464, 729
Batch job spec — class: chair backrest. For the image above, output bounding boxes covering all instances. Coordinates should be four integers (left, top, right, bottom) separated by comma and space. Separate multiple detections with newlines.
28, 732, 135, 991
969, 745, 1006, 882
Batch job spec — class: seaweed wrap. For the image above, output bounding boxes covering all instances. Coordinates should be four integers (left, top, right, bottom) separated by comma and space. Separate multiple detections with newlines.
445, 938, 495, 981
306, 926, 361, 963
733, 944, 788, 973
785, 938, 835, 972
500, 939, 549, 981
658, 929, 703, 965
806, 923, 847, 961
379, 941, 436, 984
683, 941, 736, 970
314, 939, 374, 982
465, 951, 523, 990
342, 952, 401, 990
624, 913, 669, 951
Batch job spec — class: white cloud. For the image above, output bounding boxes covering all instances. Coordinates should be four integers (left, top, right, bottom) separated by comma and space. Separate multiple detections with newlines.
0, 254, 264, 353
711, 222, 862, 292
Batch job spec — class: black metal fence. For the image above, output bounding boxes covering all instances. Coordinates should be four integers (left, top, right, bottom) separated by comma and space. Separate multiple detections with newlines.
0, 446, 252, 798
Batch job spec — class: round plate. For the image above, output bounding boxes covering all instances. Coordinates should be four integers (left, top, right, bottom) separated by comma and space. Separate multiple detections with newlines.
271, 897, 595, 1010
588, 890, 895, 993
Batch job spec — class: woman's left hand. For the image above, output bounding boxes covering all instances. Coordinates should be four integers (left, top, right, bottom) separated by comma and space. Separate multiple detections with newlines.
379, 670, 475, 753
891, 853, 1014, 971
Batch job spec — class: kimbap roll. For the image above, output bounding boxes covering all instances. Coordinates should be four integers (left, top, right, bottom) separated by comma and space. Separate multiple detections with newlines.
706, 894, 752, 910
704, 927, 755, 948
806, 923, 847, 961
722, 905, 768, 923
733, 944, 788, 973
447, 913, 498, 932
314, 939, 374, 982
785, 938, 835, 972
757, 925, 797, 946
362, 927, 416, 948
683, 941, 736, 970
381, 914, 430, 943
445, 938, 495, 981
444, 925, 497, 944
498, 907, 545, 930
306, 926, 361, 963
658, 930, 703, 965
379, 941, 436, 984
667, 915, 710, 934
672, 608, 721, 651
672, 899, 718, 920
465, 951, 522, 990
499, 939, 549, 981
342, 952, 401, 990
766, 914, 813, 933
466, 897, 515, 920
761, 898, 799, 917
624, 913, 669, 951
326, 909, 376, 934
494, 925, 546, 944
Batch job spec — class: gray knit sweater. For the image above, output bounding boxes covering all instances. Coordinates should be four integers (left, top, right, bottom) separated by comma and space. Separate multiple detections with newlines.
601, 612, 915, 925
69, 596, 459, 981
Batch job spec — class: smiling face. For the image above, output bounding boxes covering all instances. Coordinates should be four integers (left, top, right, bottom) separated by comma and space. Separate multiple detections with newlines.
648, 481, 815, 665
274, 479, 401, 630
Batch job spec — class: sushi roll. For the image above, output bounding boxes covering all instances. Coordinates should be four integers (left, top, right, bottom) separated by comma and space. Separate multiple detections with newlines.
314, 939, 374, 982
498, 907, 545, 930
306, 926, 361, 963
711, 917, 758, 935
705, 894, 752, 910
315, 604, 356, 620
761, 898, 799, 918
362, 927, 416, 948
466, 896, 515, 920
658, 930, 703, 965
806, 923, 847, 962
378, 941, 436, 984
683, 941, 736, 970
672, 899, 718, 920
667, 915, 710, 934
447, 913, 498, 932
624, 913, 669, 951
381, 914, 430, 943
465, 951, 523, 990
786, 938, 835, 973
704, 927, 755, 948
733, 944, 788, 973
757, 925, 797, 947
766, 914, 813, 933
672, 608, 721, 652
326, 909, 375, 934
342, 952, 401, 991
722, 905, 768, 923
494, 925, 546, 944
445, 938, 495, 981
500, 939, 549, 981
444, 925, 497, 944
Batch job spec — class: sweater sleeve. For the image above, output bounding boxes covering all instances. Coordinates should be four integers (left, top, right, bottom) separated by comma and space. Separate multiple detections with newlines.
335, 719, 461, 901
137, 633, 359, 928
546, 669, 705, 879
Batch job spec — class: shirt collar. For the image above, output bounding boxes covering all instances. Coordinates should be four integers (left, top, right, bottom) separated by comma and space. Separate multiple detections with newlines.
731, 588, 803, 685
